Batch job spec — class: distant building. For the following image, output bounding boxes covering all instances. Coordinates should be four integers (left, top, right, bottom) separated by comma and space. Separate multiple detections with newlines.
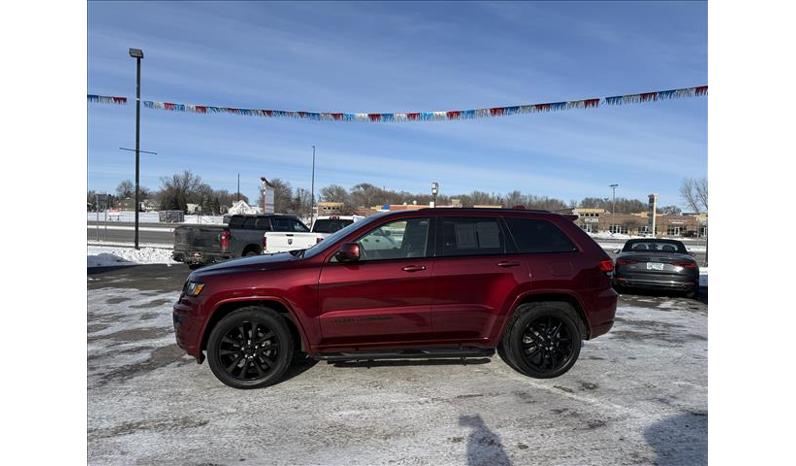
571, 207, 707, 237
316, 201, 345, 216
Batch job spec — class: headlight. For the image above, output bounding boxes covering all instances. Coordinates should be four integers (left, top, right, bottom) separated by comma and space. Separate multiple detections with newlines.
184, 281, 205, 297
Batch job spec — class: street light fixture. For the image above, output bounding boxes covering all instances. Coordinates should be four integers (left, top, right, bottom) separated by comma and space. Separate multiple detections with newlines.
609, 184, 619, 234
129, 48, 144, 249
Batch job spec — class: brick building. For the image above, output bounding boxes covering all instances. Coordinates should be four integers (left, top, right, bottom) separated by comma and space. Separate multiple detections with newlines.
572, 208, 707, 237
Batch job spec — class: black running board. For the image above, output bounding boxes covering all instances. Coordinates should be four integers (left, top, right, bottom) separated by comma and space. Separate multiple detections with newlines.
315, 347, 495, 362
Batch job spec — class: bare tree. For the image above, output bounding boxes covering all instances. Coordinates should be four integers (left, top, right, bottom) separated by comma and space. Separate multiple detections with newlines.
158, 170, 204, 212
680, 177, 708, 213
116, 180, 134, 198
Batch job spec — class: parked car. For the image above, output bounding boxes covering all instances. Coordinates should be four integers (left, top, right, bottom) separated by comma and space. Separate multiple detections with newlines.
263, 215, 364, 253
173, 208, 618, 389
613, 239, 699, 297
172, 214, 309, 268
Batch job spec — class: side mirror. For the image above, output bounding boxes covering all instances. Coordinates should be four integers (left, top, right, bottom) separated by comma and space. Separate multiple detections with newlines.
614, 249, 621, 254
335, 243, 361, 263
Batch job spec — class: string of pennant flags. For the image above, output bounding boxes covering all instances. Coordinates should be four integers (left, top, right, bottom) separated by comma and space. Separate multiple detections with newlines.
87, 85, 706, 123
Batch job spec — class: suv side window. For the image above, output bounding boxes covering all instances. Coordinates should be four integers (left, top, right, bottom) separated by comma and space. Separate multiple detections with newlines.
356, 217, 431, 261
504, 217, 577, 253
438, 217, 506, 257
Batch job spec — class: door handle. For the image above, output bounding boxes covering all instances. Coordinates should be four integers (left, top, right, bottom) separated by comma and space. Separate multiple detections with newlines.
401, 265, 427, 272
497, 261, 521, 268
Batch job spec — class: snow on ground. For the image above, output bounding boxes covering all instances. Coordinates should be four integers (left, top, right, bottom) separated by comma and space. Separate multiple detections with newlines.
88, 246, 177, 267
88, 277, 707, 465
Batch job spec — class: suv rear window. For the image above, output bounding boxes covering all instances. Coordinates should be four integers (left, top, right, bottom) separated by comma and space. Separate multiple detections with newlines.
438, 217, 506, 257
313, 219, 354, 233
271, 217, 309, 232
504, 217, 577, 253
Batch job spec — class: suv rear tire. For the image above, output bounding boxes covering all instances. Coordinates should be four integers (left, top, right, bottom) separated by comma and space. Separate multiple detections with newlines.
207, 307, 294, 389
501, 302, 583, 379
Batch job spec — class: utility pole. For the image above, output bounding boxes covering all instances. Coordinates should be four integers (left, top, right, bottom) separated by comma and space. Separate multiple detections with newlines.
310, 145, 316, 227
431, 182, 439, 208
609, 183, 619, 233
129, 48, 144, 249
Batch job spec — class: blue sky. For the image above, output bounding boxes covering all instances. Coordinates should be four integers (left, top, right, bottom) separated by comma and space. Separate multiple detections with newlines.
88, 1, 707, 207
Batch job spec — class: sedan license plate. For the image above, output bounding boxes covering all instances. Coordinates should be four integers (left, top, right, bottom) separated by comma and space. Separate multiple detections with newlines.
646, 262, 665, 271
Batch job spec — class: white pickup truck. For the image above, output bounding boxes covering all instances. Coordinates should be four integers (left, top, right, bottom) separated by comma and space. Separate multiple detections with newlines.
263, 215, 364, 253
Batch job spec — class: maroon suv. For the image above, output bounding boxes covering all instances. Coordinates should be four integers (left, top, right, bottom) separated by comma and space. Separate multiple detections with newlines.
173, 208, 617, 389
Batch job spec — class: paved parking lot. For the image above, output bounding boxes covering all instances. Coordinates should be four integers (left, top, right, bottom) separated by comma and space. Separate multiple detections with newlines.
88, 265, 707, 466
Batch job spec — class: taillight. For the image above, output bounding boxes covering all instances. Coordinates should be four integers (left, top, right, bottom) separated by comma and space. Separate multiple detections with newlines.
616, 258, 636, 266
220, 230, 230, 252
673, 260, 698, 269
599, 260, 614, 273
316, 237, 324, 244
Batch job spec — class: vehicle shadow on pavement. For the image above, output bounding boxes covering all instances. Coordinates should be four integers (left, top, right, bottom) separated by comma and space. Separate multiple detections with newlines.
459, 414, 512, 466
330, 357, 492, 368
282, 354, 319, 382
644, 412, 708, 466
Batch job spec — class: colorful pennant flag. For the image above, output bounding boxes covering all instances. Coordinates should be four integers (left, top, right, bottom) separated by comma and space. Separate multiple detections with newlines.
87, 85, 707, 122
87, 94, 127, 105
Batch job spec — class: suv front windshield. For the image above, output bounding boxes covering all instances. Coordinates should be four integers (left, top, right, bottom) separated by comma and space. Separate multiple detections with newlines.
301, 212, 389, 259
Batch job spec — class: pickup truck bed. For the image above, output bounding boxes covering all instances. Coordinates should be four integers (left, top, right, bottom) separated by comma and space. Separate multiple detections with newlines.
172, 225, 230, 267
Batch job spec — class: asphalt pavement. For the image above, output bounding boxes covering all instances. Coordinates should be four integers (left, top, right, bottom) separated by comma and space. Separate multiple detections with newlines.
88, 264, 707, 465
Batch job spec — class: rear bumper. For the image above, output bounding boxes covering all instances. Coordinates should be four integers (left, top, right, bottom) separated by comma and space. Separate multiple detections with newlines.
587, 287, 618, 339
614, 272, 699, 290
172, 251, 232, 265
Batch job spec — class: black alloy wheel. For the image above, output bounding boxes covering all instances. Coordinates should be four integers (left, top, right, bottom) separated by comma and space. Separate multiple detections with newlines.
502, 302, 582, 379
207, 307, 293, 389
519, 316, 574, 372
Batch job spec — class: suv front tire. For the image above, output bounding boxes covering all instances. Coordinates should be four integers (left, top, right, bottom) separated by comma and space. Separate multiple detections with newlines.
206, 307, 294, 389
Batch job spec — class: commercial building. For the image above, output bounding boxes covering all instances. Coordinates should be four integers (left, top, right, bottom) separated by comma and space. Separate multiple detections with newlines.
571, 208, 707, 237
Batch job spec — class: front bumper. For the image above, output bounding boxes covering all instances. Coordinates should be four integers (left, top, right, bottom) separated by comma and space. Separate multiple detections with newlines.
173, 299, 204, 359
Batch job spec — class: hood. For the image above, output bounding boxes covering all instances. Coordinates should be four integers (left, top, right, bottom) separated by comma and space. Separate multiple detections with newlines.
190, 252, 299, 279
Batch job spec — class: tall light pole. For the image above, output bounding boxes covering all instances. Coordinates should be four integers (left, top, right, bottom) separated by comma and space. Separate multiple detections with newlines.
609, 184, 619, 233
431, 182, 439, 208
129, 48, 144, 249
310, 145, 316, 226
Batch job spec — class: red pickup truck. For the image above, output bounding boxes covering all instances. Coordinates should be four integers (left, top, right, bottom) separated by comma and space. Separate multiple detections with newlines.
173, 208, 617, 389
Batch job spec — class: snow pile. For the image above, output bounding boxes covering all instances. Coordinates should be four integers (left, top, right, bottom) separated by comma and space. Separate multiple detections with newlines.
87, 246, 177, 267
87, 211, 160, 223
182, 214, 225, 224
